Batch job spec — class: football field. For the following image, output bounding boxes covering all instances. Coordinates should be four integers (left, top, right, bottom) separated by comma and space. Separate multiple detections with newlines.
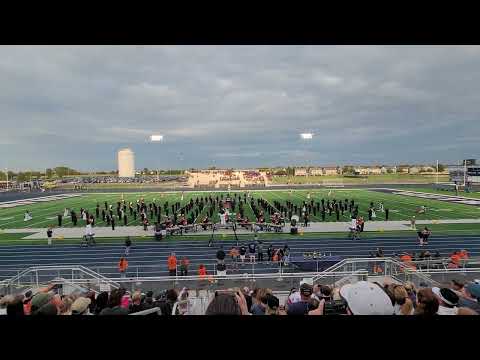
1, 188, 480, 231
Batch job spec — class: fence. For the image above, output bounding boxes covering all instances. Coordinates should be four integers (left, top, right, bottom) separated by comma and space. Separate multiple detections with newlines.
0, 265, 120, 295
312, 257, 443, 288
0, 265, 368, 295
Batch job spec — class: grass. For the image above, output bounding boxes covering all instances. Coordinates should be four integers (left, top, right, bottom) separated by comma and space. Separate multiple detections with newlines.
271, 174, 449, 184
2, 189, 480, 232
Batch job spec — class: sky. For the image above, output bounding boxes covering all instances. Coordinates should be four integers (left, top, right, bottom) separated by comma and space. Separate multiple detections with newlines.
0, 45, 479, 172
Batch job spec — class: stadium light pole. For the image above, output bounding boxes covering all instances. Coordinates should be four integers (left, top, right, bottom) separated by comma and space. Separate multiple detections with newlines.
300, 133, 314, 178
149, 134, 164, 183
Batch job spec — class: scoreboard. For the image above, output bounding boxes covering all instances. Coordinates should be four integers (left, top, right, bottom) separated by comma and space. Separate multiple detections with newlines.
449, 165, 480, 183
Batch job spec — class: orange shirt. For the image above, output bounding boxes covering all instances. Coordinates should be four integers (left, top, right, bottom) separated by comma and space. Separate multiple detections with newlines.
118, 259, 128, 272
168, 256, 177, 270
459, 250, 469, 260
198, 267, 207, 278
400, 255, 412, 262
230, 248, 239, 257
451, 254, 461, 264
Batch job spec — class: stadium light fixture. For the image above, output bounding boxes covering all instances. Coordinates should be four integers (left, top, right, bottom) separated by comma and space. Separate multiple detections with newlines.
300, 133, 313, 140
150, 135, 164, 142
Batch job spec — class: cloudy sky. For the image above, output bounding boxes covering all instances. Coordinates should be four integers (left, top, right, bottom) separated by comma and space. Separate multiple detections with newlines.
1, 45, 479, 171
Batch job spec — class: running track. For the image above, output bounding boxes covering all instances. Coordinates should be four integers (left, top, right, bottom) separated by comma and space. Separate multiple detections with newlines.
1, 234, 479, 281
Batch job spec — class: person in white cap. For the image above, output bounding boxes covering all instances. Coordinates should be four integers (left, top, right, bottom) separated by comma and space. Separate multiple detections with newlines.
339, 281, 394, 315
71, 297, 92, 315
432, 287, 459, 315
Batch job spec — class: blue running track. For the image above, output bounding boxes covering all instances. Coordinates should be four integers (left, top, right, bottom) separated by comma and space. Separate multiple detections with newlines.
1, 234, 479, 280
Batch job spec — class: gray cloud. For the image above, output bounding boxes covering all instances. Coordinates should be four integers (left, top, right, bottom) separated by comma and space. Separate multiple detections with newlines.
0, 45, 479, 171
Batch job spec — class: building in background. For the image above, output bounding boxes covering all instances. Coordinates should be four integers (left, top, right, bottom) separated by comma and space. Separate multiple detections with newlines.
309, 168, 324, 176
322, 166, 342, 175
118, 148, 135, 178
294, 168, 308, 176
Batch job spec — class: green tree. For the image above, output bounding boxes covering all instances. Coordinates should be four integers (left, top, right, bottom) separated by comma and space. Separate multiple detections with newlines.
286, 167, 295, 176
54, 167, 68, 178
0, 171, 5, 181
342, 166, 355, 175
437, 164, 446, 172
45, 168, 53, 178
17, 172, 27, 182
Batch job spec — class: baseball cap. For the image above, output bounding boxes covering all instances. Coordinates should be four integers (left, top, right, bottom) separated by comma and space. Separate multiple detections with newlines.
31, 292, 52, 310
35, 303, 58, 316
339, 281, 394, 315
300, 283, 313, 297
465, 283, 480, 299
71, 297, 91, 314
432, 287, 459, 306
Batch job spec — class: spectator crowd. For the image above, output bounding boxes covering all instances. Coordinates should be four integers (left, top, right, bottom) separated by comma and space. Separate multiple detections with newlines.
1, 278, 479, 316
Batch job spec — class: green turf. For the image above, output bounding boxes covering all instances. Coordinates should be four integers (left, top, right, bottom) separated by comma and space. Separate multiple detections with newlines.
1, 189, 480, 232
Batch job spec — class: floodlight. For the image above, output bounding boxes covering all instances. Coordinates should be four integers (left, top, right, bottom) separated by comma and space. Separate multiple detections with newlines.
150, 135, 164, 142
300, 133, 313, 140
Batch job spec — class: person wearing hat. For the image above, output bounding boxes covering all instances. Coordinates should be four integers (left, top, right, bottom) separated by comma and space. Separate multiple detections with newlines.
34, 303, 58, 316
71, 297, 92, 315
30, 292, 54, 314
432, 287, 459, 315
465, 283, 480, 301
454, 282, 480, 313
286, 283, 315, 315
339, 281, 395, 315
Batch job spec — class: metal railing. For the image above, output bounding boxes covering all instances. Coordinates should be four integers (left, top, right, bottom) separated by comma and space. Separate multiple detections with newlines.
129, 307, 161, 315
5, 257, 480, 295
1, 256, 477, 282
49, 277, 101, 296
1, 270, 370, 295
312, 257, 442, 288
0, 265, 120, 294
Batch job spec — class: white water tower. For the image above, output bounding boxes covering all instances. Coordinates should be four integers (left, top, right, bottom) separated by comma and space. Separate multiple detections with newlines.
118, 148, 135, 177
